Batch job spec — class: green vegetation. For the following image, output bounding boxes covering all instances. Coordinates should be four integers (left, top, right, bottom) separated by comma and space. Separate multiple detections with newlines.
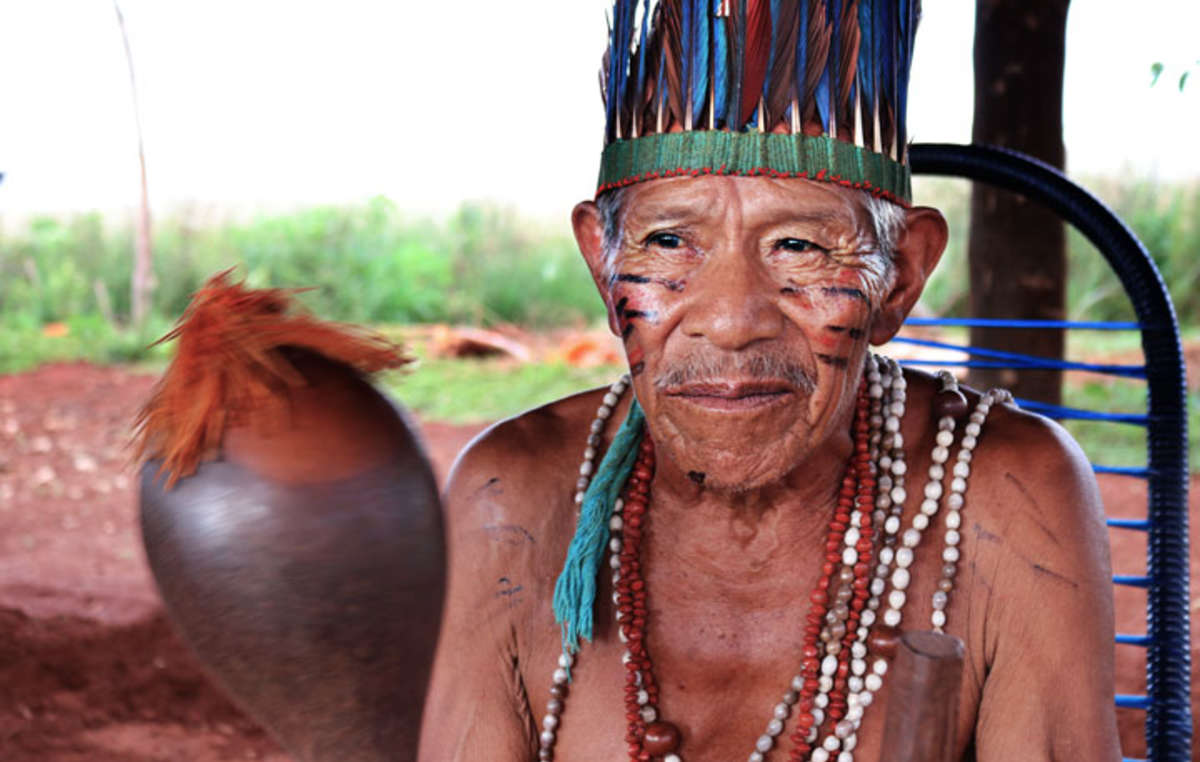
0, 197, 607, 370
2, 178, 1197, 354
384, 354, 625, 425
912, 175, 1200, 325
0, 179, 1195, 468
1057, 377, 1200, 473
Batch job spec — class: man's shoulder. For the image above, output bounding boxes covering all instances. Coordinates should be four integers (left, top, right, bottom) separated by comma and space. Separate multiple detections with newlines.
441, 384, 625, 531
928, 377, 1110, 601
965, 387, 1100, 526
902, 367, 1103, 545
904, 368, 1095, 500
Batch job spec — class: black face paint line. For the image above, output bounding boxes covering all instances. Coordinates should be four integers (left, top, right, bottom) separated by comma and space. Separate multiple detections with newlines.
820, 285, 870, 305
622, 309, 658, 321
614, 295, 660, 326
616, 273, 686, 292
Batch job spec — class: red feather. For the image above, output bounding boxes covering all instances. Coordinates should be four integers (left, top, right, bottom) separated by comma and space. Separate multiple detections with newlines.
661, 0, 686, 131
802, 0, 831, 127
765, 0, 801, 129
639, 3, 666, 133
836, 0, 861, 139
740, 0, 772, 126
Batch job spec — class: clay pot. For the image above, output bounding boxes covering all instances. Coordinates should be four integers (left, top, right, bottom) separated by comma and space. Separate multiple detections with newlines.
139, 352, 444, 761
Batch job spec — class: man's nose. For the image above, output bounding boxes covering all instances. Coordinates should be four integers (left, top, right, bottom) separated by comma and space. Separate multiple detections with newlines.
679, 248, 785, 351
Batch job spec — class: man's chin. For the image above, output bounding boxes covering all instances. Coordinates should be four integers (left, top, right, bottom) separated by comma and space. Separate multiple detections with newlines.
662, 440, 800, 494
694, 470, 782, 495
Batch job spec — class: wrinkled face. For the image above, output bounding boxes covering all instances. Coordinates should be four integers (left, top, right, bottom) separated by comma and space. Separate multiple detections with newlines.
582, 175, 908, 493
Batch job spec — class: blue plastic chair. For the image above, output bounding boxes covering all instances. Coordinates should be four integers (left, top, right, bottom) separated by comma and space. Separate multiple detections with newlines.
899, 143, 1191, 761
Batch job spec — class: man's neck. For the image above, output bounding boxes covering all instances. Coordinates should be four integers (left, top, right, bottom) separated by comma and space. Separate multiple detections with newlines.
642, 425, 854, 582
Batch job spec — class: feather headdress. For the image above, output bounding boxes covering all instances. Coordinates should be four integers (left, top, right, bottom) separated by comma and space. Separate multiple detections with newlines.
597, 0, 919, 203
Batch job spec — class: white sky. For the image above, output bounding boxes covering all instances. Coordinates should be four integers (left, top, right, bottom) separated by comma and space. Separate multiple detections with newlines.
0, 0, 1197, 219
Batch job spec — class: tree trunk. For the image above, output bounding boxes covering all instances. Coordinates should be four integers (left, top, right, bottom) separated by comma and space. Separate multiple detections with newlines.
114, 0, 154, 327
968, 0, 1070, 405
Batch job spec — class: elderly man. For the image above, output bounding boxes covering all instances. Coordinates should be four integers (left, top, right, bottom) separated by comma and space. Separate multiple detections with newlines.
420, 3, 1120, 760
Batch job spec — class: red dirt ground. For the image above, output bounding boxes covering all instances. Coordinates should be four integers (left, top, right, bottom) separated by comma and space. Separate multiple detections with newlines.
0, 363, 1194, 761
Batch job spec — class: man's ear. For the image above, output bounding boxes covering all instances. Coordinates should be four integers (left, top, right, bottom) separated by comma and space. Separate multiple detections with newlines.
869, 206, 949, 345
571, 199, 622, 336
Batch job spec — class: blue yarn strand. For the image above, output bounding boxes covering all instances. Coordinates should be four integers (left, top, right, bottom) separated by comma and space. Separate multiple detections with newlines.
552, 398, 646, 670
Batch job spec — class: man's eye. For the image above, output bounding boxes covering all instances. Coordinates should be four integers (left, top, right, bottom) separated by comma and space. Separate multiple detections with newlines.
775, 238, 822, 253
646, 232, 683, 249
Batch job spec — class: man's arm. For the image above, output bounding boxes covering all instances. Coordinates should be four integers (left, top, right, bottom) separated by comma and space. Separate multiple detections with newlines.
418, 431, 539, 761
972, 412, 1121, 761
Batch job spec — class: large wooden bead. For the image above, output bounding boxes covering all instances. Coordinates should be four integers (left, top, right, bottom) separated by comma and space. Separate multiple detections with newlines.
868, 624, 902, 660
643, 721, 681, 755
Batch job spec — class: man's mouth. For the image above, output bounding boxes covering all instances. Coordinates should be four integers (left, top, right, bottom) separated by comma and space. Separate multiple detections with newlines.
664, 380, 797, 411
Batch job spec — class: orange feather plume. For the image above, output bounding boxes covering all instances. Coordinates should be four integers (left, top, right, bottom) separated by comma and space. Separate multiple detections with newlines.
133, 269, 411, 488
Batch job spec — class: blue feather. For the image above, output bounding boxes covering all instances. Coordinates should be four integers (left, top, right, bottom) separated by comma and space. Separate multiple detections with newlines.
690, 0, 710, 125
726, 0, 746, 129
682, 0, 693, 125
615, 0, 635, 134
877, 0, 894, 149
814, 68, 830, 131
762, 0, 782, 105
843, 0, 855, 130
604, 8, 617, 138
793, 0, 808, 123
857, 0, 874, 115
634, 0, 652, 126
896, 0, 914, 151
657, 42, 668, 126
820, 0, 838, 132
712, 0, 729, 127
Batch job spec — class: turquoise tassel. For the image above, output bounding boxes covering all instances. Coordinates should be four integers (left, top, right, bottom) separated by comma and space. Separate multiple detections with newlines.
552, 398, 645, 672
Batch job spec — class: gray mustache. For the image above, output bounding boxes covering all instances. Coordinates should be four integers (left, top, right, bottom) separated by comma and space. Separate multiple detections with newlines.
653, 353, 816, 393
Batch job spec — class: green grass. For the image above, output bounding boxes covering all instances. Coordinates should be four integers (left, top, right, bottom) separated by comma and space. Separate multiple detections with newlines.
383, 355, 625, 424
0, 315, 174, 374
1058, 379, 1200, 473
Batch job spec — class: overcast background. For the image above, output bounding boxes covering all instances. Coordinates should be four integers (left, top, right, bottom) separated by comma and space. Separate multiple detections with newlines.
1, 0, 1197, 218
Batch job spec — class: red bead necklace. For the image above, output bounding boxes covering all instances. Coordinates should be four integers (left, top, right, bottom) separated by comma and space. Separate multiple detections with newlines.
614, 382, 876, 761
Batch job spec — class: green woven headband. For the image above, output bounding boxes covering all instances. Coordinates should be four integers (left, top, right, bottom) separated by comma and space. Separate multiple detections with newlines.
596, 131, 912, 204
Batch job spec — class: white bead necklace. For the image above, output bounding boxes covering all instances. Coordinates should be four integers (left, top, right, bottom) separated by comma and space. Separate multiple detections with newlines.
824, 381, 1010, 759
537, 375, 631, 761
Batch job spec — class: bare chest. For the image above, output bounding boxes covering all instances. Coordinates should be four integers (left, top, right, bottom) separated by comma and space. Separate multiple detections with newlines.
522, 558, 984, 762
